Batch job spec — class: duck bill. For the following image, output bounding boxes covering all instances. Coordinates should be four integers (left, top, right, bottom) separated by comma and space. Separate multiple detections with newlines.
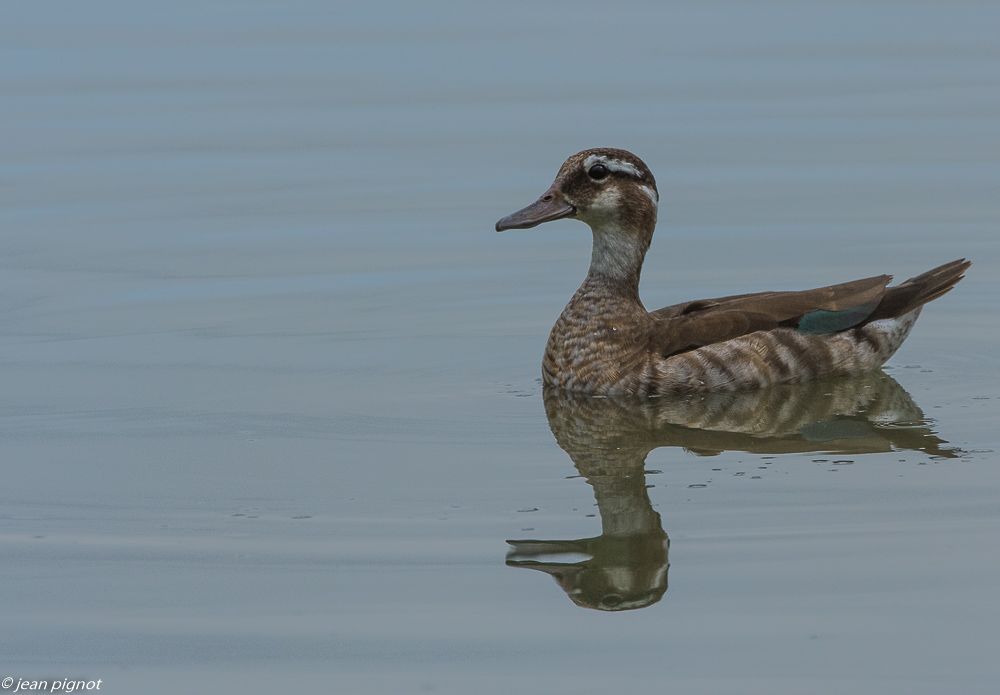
495, 186, 575, 232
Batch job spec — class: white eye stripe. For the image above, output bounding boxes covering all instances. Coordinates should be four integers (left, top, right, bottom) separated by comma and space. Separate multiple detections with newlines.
639, 185, 658, 205
583, 154, 644, 179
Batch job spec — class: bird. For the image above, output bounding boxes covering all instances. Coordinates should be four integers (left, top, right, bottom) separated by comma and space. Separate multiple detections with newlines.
495, 148, 970, 395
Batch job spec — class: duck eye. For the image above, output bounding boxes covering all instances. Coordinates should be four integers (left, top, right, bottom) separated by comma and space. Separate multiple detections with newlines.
588, 164, 609, 180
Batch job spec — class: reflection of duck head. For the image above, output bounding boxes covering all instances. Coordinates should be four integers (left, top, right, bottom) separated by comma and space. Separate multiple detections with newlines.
506, 533, 669, 612
507, 372, 956, 611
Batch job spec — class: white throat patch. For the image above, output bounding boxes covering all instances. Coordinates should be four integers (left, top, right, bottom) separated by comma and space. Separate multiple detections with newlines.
589, 223, 645, 280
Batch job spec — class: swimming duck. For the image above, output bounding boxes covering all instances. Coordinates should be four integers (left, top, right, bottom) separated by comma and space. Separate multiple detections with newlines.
496, 148, 970, 395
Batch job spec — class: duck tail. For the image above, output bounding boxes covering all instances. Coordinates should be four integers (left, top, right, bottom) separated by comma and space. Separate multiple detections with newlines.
866, 259, 971, 322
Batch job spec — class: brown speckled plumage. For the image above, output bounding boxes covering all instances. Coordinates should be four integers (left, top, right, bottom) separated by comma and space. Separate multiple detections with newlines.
496, 148, 970, 395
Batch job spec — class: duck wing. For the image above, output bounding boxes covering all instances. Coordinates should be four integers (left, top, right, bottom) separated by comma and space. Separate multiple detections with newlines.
648, 259, 970, 358
648, 274, 892, 357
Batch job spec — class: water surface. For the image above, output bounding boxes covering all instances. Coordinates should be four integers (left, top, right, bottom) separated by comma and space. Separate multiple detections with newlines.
2, 1, 999, 693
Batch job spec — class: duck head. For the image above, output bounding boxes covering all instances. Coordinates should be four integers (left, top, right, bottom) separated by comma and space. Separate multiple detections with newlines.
496, 148, 659, 282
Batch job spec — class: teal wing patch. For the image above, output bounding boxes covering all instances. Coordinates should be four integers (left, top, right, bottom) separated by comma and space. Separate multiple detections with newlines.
797, 299, 880, 334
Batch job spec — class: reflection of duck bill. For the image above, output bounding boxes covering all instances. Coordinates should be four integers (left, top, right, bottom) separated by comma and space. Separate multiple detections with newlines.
509, 372, 958, 612
507, 536, 669, 612
505, 539, 593, 564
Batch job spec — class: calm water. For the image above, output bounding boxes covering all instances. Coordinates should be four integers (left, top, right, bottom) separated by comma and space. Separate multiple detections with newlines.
3, 2, 1000, 693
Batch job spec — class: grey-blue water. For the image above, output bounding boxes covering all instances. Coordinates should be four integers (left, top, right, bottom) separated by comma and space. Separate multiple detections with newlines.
3, 2, 999, 693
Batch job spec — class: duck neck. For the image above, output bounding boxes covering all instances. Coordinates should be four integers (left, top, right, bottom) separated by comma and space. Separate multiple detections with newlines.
584, 223, 650, 301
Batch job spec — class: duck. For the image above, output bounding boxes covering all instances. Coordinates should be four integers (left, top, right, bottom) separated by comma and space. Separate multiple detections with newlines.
495, 148, 970, 395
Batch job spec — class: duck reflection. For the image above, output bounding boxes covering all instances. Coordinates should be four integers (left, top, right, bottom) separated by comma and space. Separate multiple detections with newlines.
506, 372, 955, 611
